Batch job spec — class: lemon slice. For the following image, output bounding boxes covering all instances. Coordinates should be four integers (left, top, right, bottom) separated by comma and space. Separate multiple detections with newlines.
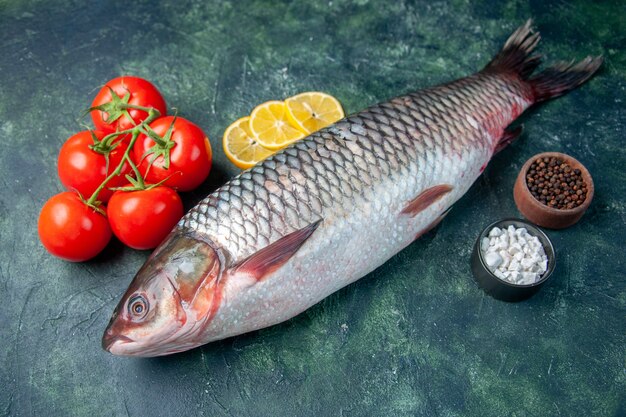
285, 92, 345, 134
249, 100, 306, 150
223, 116, 275, 169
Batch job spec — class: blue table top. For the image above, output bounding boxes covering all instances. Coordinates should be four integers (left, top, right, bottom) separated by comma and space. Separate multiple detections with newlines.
1, 1, 624, 416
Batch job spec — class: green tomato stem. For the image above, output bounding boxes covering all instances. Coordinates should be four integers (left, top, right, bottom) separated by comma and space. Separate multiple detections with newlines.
85, 109, 160, 206
124, 103, 156, 113
125, 151, 145, 189
86, 130, 139, 206
101, 107, 161, 148
100, 128, 134, 148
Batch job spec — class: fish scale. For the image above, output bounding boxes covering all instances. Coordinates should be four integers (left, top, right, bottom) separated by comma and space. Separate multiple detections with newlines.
181, 73, 515, 266
103, 20, 603, 356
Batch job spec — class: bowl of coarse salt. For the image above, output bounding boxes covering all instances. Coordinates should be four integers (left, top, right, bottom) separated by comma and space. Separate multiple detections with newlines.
471, 218, 556, 301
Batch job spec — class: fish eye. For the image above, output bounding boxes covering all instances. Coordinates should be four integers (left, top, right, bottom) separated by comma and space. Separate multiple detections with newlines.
128, 295, 149, 319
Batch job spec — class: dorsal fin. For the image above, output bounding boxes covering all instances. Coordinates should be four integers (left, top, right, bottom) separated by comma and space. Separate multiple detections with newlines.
232, 220, 322, 281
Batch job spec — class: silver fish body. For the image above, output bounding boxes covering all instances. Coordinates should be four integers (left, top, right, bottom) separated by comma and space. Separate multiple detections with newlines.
103, 20, 601, 356
181, 74, 526, 337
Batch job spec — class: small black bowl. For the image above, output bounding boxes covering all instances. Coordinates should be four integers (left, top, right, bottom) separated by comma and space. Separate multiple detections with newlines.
471, 218, 556, 302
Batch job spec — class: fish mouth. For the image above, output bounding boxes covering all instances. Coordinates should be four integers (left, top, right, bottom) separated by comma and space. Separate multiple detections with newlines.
101, 331, 192, 357
102, 331, 134, 353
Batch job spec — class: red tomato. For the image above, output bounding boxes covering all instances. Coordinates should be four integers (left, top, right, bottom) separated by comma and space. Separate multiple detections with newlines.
91, 76, 167, 133
108, 186, 183, 250
38, 192, 112, 262
57, 131, 132, 203
134, 116, 212, 192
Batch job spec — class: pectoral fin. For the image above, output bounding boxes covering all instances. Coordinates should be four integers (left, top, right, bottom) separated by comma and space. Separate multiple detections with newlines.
402, 185, 453, 217
232, 219, 322, 281
414, 207, 452, 241
494, 125, 523, 154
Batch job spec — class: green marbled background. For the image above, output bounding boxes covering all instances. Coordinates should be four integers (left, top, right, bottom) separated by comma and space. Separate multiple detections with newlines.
0, 0, 624, 416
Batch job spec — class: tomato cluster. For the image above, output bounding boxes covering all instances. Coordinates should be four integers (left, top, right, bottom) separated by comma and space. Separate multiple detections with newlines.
38, 76, 212, 261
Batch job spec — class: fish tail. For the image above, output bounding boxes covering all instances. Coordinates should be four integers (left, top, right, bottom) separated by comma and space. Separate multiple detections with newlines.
483, 19, 603, 102
528, 57, 603, 102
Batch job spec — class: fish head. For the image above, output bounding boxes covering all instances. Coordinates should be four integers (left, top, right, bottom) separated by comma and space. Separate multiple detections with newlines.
102, 231, 222, 357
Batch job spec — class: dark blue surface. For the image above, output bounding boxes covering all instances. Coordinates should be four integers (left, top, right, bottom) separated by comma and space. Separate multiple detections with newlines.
1, 1, 624, 416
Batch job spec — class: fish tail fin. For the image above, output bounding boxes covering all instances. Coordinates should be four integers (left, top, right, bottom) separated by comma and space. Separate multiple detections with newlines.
483, 19, 603, 102
527, 57, 603, 102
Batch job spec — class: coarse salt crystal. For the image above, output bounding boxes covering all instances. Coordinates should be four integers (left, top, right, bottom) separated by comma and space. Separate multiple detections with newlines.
481, 224, 548, 285
489, 227, 502, 237
484, 252, 503, 268
499, 250, 510, 268
522, 272, 536, 283
520, 258, 534, 269
509, 243, 522, 255
508, 259, 521, 272
507, 270, 517, 280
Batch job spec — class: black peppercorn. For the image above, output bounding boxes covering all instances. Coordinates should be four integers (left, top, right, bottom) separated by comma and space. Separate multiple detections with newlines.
525, 156, 587, 209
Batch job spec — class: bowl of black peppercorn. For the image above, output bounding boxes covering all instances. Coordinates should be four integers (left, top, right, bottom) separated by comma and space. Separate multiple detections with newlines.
514, 152, 594, 229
